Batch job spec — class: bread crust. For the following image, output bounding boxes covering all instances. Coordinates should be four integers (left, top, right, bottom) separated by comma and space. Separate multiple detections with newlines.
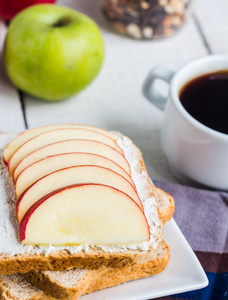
153, 186, 175, 224
0, 247, 156, 275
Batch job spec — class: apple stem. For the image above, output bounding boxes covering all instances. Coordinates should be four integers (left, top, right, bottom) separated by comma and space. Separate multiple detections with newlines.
52, 17, 71, 27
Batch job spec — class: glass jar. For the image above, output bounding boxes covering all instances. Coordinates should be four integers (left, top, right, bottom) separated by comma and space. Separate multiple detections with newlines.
101, 0, 192, 39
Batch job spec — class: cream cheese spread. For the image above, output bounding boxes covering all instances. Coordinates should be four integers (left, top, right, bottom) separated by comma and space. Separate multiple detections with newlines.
0, 131, 162, 256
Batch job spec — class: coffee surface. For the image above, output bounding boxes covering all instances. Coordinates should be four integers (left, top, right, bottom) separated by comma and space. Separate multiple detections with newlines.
179, 71, 228, 134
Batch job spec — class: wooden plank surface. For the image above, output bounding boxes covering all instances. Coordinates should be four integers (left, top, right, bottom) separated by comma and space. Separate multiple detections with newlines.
1, 0, 227, 183
22, 0, 209, 182
0, 20, 25, 133
194, 0, 228, 54
24, 0, 208, 130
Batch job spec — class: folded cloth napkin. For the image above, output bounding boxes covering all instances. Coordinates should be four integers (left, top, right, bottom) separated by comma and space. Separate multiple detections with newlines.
153, 180, 228, 300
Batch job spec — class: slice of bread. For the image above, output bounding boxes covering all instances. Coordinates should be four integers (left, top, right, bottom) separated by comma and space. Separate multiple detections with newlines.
0, 130, 174, 274
152, 186, 174, 224
0, 241, 170, 300
0, 153, 174, 300
0, 273, 55, 300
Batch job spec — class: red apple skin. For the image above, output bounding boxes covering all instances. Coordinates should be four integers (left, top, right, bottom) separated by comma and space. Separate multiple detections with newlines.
2, 154, 7, 166
8, 128, 125, 177
13, 152, 134, 188
0, 0, 57, 21
20, 184, 150, 242
10, 139, 131, 180
3, 124, 116, 165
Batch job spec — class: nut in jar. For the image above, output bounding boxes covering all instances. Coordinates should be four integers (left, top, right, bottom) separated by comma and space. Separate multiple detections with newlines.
101, 0, 192, 39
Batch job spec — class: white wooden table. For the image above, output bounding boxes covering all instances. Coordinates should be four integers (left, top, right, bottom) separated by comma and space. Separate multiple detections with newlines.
0, 0, 227, 185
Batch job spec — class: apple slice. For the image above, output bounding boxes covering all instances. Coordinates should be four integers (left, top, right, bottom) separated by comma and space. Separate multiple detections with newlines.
16, 166, 142, 221
8, 128, 123, 176
3, 124, 115, 165
14, 152, 135, 189
13, 140, 131, 179
20, 184, 149, 246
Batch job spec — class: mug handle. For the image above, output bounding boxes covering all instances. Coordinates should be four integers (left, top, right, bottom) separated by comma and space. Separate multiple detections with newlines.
142, 66, 175, 110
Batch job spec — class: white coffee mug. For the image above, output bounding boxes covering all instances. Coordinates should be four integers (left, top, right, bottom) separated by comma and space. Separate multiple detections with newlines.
143, 55, 228, 190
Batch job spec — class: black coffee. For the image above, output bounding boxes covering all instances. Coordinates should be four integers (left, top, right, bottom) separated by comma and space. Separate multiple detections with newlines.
179, 71, 228, 134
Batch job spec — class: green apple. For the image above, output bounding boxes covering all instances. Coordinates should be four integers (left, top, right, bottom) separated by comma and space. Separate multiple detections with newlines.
4, 4, 104, 101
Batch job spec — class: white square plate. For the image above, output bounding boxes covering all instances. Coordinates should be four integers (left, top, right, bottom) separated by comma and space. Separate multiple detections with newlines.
81, 219, 208, 300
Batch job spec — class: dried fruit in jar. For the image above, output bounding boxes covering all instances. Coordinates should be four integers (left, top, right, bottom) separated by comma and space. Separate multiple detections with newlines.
101, 0, 192, 39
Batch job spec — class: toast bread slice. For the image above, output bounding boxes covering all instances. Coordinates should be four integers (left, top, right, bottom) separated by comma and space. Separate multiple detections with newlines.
0, 241, 170, 300
0, 166, 174, 300
0, 273, 55, 300
0, 131, 174, 274
0, 190, 173, 300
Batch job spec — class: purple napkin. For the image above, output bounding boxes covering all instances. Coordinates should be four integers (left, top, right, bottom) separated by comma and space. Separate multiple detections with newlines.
153, 180, 228, 300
